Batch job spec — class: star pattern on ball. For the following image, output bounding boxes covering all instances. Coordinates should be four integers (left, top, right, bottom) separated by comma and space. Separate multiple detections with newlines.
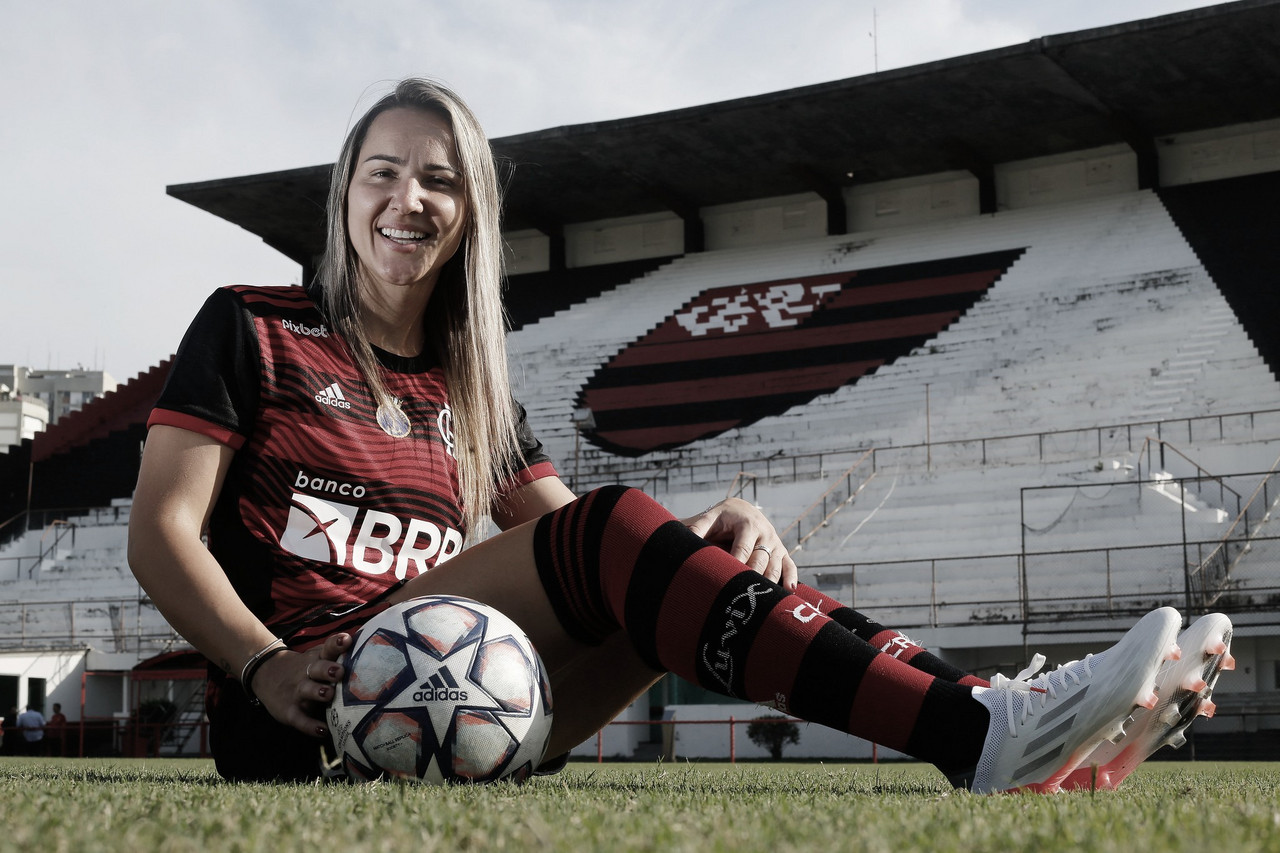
383, 632, 506, 746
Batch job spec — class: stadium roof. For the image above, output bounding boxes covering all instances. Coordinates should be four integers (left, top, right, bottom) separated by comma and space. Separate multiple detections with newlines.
168, 0, 1280, 267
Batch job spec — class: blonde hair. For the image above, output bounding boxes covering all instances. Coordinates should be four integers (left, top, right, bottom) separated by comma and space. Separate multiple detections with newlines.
315, 78, 517, 531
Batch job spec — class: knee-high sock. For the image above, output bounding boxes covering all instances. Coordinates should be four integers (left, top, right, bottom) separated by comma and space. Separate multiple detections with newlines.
532, 486, 987, 772
790, 586, 990, 688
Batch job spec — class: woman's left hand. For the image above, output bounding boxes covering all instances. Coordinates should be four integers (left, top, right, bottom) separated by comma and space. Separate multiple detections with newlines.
682, 498, 797, 590
251, 632, 350, 738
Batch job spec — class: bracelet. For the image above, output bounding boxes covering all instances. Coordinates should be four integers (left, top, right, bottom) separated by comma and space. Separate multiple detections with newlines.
239, 637, 289, 707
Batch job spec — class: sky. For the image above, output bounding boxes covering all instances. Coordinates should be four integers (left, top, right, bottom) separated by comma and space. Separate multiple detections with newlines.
0, 0, 1225, 385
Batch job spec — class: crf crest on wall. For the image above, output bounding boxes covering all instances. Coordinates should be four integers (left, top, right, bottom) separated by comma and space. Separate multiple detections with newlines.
575, 248, 1026, 457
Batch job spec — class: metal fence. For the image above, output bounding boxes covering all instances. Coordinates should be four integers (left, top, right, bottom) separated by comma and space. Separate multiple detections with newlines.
0, 596, 181, 653
0, 505, 133, 580
0, 717, 209, 759
804, 533, 1280, 634
574, 408, 1280, 496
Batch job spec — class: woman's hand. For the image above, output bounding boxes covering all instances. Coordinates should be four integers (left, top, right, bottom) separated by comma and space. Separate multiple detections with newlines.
249, 633, 351, 738
682, 498, 797, 590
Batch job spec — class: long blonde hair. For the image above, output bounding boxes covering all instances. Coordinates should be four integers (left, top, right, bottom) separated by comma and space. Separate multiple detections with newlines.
315, 78, 517, 531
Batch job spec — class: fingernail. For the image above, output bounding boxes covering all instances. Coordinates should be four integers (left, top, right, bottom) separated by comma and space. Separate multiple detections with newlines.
317, 725, 327, 737
318, 686, 331, 699
328, 666, 339, 678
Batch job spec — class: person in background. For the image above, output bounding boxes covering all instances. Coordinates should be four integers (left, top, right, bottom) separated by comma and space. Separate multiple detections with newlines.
15, 703, 45, 756
46, 703, 67, 757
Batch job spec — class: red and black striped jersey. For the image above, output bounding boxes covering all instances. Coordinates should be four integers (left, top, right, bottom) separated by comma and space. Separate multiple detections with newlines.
149, 284, 556, 646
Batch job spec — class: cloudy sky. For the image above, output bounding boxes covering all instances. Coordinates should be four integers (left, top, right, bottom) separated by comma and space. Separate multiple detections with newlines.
1, 0, 1222, 384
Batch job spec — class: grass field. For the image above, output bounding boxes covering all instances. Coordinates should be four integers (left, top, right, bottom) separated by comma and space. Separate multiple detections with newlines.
2, 758, 1278, 853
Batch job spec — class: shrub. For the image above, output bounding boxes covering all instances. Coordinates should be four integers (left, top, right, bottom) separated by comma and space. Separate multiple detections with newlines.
746, 715, 800, 760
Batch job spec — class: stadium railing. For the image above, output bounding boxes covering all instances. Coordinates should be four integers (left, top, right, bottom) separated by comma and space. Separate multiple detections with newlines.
572, 407, 1280, 497
0, 596, 182, 653
801, 534, 1280, 633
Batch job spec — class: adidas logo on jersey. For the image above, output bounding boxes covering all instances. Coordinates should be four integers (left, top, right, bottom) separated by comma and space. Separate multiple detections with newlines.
282, 318, 330, 338
315, 383, 352, 409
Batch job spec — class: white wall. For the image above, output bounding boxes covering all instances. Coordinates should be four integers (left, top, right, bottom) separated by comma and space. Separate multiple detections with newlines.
564, 699, 911, 761
996, 144, 1139, 210
566, 211, 685, 268
0, 649, 90, 720
661, 704, 909, 761
703, 193, 829, 251
0, 396, 48, 451
567, 694, 650, 759
504, 229, 550, 275
504, 212, 686, 276
845, 171, 980, 232
1159, 118, 1280, 187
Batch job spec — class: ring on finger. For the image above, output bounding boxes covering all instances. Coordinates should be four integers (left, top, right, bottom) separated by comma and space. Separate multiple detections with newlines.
752, 544, 772, 556
305, 662, 314, 681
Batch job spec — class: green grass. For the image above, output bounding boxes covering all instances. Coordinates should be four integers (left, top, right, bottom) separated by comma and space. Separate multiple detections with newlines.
2, 758, 1279, 852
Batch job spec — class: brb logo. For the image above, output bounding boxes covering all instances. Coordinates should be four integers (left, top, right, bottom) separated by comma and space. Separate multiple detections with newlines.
280, 470, 462, 579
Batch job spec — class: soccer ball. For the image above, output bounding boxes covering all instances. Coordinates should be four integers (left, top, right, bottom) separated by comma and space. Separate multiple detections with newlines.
327, 594, 554, 784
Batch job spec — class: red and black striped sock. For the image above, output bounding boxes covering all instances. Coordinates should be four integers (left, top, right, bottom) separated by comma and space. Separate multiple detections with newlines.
531, 486, 987, 772
791, 586, 989, 688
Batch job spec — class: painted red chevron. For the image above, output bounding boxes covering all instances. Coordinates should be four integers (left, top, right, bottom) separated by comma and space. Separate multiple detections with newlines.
574, 249, 1024, 457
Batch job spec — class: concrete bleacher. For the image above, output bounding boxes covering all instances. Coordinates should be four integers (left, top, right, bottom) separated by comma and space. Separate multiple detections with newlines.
510, 190, 1279, 478
1229, 505, 1280, 599
0, 500, 178, 652
0, 361, 172, 546
507, 187, 1280, 636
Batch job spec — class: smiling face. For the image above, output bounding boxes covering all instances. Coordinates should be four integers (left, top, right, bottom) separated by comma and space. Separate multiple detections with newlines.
346, 107, 469, 300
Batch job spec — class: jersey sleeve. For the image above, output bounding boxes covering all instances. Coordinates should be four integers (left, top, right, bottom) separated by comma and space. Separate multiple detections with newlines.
506, 399, 558, 488
147, 287, 261, 449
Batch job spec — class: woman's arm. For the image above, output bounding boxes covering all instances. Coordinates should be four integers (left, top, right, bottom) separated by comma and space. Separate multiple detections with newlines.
128, 425, 342, 737
489, 476, 578, 530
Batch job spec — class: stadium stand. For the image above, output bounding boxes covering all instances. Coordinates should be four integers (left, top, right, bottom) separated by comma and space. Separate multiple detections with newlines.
4, 0, 1279, 759
506, 185, 1280, 640
0, 362, 171, 550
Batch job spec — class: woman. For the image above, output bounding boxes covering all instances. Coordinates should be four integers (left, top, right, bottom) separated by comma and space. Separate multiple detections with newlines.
129, 78, 1221, 791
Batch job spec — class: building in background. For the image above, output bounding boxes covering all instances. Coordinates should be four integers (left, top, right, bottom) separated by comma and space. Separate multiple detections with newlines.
0, 365, 117, 453
0, 365, 117, 427
0, 383, 48, 452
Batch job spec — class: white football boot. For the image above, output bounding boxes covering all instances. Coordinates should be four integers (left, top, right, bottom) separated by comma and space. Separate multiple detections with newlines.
1060, 612, 1234, 791
961, 606, 1182, 794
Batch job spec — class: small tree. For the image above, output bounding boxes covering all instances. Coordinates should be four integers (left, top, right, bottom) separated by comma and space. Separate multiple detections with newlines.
746, 715, 800, 760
